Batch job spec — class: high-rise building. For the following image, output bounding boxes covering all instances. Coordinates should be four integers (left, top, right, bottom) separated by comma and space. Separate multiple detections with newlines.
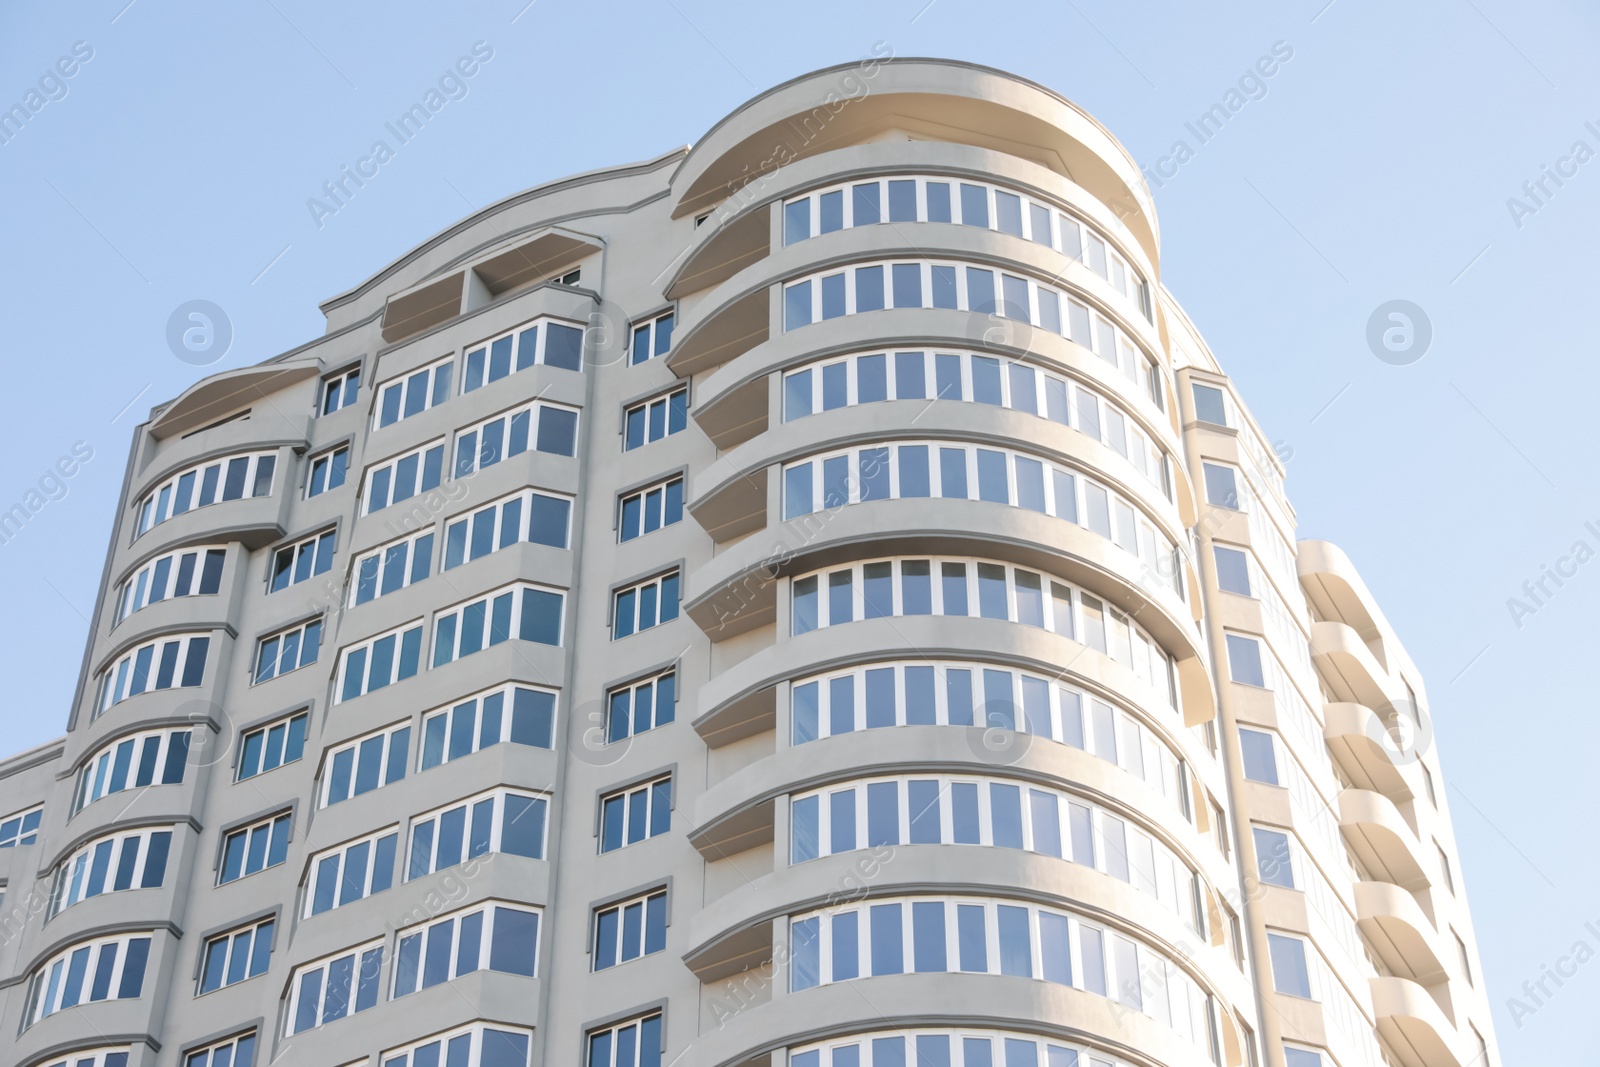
0, 59, 1497, 1067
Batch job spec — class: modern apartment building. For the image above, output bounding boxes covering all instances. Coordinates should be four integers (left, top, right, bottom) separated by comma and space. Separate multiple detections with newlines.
0, 58, 1498, 1067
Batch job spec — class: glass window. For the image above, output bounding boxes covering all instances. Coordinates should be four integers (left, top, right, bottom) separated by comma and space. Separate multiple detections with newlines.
334, 620, 425, 702
73, 728, 191, 812
462, 318, 583, 391
613, 572, 679, 638
624, 388, 689, 449
619, 476, 684, 541
407, 788, 547, 880
422, 684, 556, 769
1253, 827, 1295, 888
115, 546, 227, 621
95, 634, 211, 715
1225, 634, 1266, 687
432, 582, 565, 666
1202, 463, 1240, 510
600, 775, 672, 852
593, 889, 668, 969
305, 828, 398, 917
321, 367, 361, 415
23, 933, 152, 1026
443, 489, 571, 570
1268, 933, 1312, 998
269, 530, 336, 594
630, 311, 675, 365
218, 812, 291, 884
307, 445, 349, 497
185, 1032, 258, 1067
238, 712, 307, 782
607, 670, 676, 743
375, 356, 453, 429
382, 1023, 533, 1067
362, 441, 445, 514
135, 451, 276, 536
253, 618, 322, 683
48, 827, 171, 916
286, 941, 383, 1034
1191, 383, 1228, 426
1238, 728, 1278, 784
1213, 546, 1251, 595
198, 917, 273, 994
393, 902, 540, 997
320, 722, 410, 807
588, 1013, 662, 1067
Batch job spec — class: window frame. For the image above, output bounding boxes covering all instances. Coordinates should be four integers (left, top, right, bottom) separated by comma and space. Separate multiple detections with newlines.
284, 938, 384, 1035
622, 388, 688, 450
114, 545, 228, 622
374, 354, 454, 430
217, 811, 292, 884
135, 451, 277, 537
629, 310, 675, 365
334, 619, 426, 703
252, 617, 323, 683
306, 444, 350, 498
361, 439, 446, 515
197, 915, 275, 994
304, 826, 399, 918
319, 720, 411, 807
599, 774, 673, 853
591, 888, 669, 970
611, 571, 680, 638
269, 529, 337, 594
321, 367, 361, 415
350, 527, 435, 606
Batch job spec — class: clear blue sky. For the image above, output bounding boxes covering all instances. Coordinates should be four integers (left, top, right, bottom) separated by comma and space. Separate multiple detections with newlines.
2, 0, 1592, 1059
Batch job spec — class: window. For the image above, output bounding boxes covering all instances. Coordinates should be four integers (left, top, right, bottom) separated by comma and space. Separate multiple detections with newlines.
618, 476, 684, 541
0, 804, 42, 847
1420, 761, 1437, 807
1454, 930, 1472, 985
286, 940, 383, 1035
1191, 383, 1228, 426
362, 440, 446, 514
254, 618, 322, 682
588, 1013, 662, 1067
781, 440, 1179, 593
198, 917, 274, 993
185, 1032, 257, 1067
1238, 728, 1279, 785
23, 933, 151, 1026
452, 399, 580, 476
1213, 545, 1251, 595
305, 827, 398, 917
600, 775, 672, 852
790, 1030, 1139, 1067
781, 175, 1151, 314
307, 445, 349, 497
376, 356, 453, 428
443, 488, 572, 568
238, 712, 307, 782
593, 889, 667, 969
135, 451, 276, 536
613, 572, 679, 638
352, 529, 434, 605
1252, 827, 1295, 889
407, 788, 548, 879
41, 1050, 131, 1067
462, 317, 584, 393
335, 620, 425, 702
787, 896, 1209, 1046
781, 349, 1171, 497
74, 728, 191, 812
320, 722, 410, 807
218, 812, 291, 884
49, 827, 171, 915
270, 530, 336, 593
1472, 1027, 1490, 1067
381, 1023, 533, 1067
115, 546, 226, 621
607, 670, 676, 742
1202, 462, 1240, 510
1267, 933, 1312, 998
393, 901, 540, 996
623, 388, 687, 450
95, 633, 210, 714
322, 367, 361, 415
1210, 799, 1230, 859
1282, 1048, 1322, 1067
791, 774, 1197, 922
630, 311, 675, 365
421, 684, 556, 769
432, 582, 565, 666
1437, 843, 1454, 894
1225, 634, 1265, 687
787, 659, 1190, 809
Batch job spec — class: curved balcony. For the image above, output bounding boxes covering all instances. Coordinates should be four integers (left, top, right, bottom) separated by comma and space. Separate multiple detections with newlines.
1355, 881, 1447, 984
1299, 540, 1391, 670
669, 59, 1158, 265
1323, 702, 1422, 803
670, 139, 1156, 312
1370, 975, 1464, 1067
10, 931, 175, 1062
683, 971, 1211, 1067
1310, 620, 1396, 711
689, 723, 1205, 872
1338, 788, 1429, 891
65, 666, 230, 767
693, 371, 1186, 542
690, 613, 1207, 757
120, 469, 293, 563
668, 217, 1159, 380
147, 358, 320, 440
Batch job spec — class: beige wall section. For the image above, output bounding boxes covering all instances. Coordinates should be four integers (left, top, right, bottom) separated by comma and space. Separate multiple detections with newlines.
0, 59, 1496, 1067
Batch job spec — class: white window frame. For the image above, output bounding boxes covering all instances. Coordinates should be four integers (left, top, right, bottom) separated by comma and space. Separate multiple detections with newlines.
135, 451, 276, 537
442, 487, 573, 570
419, 682, 558, 770
618, 475, 685, 541
96, 633, 210, 714
319, 721, 410, 807
115, 545, 228, 622
374, 354, 453, 429
599, 774, 672, 852
304, 826, 399, 918
461, 315, 585, 393
73, 727, 191, 812
622, 387, 688, 450
350, 528, 435, 606
306, 444, 350, 498
451, 398, 581, 477
24, 932, 152, 1026
197, 916, 274, 994
334, 619, 426, 703
379, 1023, 535, 1067
0, 803, 43, 847
321, 366, 361, 415
391, 900, 542, 997
629, 310, 675, 365
431, 581, 566, 666
605, 669, 676, 743
49, 826, 172, 916
611, 571, 680, 638
253, 617, 323, 683
405, 787, 549, 880
217, 811, 291, 884
362, 439, 447, 515
284, 939, 384, 1035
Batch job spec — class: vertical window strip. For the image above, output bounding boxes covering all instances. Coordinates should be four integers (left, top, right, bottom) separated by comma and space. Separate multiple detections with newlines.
405, 787, 548, 880
307, 445, 350, 498
23, 932, 152, 1026
451, 399, 580, 477
285, 940, 384, 1035
362, 441, 446, 515
462, 317, 585, 393
391, 901, 540, 997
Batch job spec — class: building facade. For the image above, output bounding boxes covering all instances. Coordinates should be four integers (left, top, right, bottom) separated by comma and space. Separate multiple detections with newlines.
0, 58, 1498, 1067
